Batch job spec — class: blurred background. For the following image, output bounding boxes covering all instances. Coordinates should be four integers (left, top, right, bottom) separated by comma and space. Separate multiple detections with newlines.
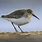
0, 0, 42, 32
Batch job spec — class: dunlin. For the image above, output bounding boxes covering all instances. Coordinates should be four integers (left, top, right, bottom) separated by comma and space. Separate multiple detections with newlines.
1, 9, 40, 32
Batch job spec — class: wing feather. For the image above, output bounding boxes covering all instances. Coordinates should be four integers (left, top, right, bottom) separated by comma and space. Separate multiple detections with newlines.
5, 10, 25, 19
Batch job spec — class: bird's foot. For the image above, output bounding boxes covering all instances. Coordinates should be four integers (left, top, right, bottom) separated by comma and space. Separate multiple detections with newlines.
21, 31, 24, 33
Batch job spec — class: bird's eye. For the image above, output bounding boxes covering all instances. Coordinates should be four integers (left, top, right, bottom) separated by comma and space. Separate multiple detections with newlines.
27, 9, 32, 13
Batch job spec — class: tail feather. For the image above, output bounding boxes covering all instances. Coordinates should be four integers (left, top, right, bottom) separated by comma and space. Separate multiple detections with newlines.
1, 15, 5, 18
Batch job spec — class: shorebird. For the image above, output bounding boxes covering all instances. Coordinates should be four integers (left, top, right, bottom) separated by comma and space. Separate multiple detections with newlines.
1, 9, 40, 32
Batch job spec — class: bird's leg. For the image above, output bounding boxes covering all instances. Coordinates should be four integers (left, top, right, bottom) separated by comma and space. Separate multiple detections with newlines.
18, 26, 24, 32
11, 22, 18, 32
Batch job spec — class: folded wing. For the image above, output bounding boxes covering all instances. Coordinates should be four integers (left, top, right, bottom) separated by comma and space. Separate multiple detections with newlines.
1, 10, 25, 19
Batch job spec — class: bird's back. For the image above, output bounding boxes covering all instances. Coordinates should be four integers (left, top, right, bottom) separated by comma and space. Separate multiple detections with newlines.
1, 9, 26, 19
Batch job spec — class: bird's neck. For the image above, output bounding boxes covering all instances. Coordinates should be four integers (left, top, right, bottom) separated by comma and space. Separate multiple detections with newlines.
27, 14, 32, 21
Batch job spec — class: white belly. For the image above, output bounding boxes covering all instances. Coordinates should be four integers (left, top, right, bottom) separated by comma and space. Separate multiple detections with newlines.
2, 17, 30, 26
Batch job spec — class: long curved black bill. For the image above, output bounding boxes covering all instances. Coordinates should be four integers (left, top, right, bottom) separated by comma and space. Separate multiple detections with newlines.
32, 14, 40, 20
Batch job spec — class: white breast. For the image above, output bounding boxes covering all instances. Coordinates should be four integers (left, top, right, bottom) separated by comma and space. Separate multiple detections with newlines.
2, 17, 30, 26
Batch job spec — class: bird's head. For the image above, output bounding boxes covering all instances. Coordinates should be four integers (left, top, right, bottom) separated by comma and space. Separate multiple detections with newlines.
27, 9, 40, 20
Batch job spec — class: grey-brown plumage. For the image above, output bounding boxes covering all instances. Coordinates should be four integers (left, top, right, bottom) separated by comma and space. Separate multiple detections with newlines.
1, 9, 33, 19
1, 10, 25, 19
1, 9, 40, 32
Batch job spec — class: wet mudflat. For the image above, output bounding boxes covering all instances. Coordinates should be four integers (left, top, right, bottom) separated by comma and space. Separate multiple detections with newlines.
0, 38, 42, 42
0, 32, 42, 42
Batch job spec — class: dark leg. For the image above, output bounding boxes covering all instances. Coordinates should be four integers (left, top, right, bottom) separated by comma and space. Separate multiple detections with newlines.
11, 22, 18, 32
18, 26, 24, 32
